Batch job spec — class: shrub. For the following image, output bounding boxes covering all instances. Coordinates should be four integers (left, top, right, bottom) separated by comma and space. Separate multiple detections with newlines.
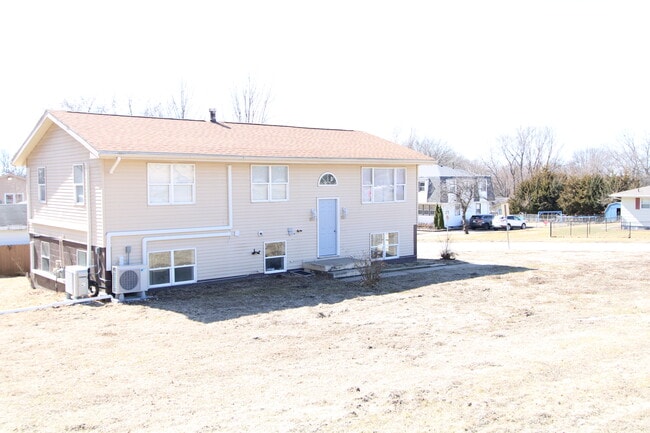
354, 254, 385, 287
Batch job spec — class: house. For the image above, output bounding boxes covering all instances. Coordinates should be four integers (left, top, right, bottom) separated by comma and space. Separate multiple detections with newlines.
0, 174, 28, 247
0, 174, 26, 204
609, 185, 650, 228
417, 165, 495, 227
12, 110, 432, 295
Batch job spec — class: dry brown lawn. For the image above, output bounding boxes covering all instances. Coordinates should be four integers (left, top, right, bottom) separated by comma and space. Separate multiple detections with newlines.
1, 231, 649, 432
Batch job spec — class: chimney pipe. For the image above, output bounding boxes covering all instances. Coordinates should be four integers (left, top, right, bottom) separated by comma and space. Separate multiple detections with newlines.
209, 108, 217, 123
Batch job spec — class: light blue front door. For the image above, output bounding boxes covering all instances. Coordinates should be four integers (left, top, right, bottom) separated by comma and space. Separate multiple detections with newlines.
318, 198, 338, 257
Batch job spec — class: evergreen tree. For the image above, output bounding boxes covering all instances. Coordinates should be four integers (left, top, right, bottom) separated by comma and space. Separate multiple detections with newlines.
558, 174, 606, 215
509, 168, 565, 214
434, 204, 445, 229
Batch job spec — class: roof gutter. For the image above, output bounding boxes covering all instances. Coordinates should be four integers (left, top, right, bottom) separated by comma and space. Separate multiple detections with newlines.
95, 151, 432, 165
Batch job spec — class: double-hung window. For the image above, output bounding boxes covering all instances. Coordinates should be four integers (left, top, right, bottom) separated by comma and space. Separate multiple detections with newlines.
73, 164, 85, 204
148, 249, 196, 287
370, 232, 399, 260
251, 165, 288, 202
361, 168, 406, 203
37, 167, 46, 203
40, 242, 50, 272
148, 163, 195, 205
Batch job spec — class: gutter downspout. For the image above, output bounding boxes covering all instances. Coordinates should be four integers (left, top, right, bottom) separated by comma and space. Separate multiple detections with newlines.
85, 162, 92, 269
105, 165, 233, 269
109, 157, 122, 175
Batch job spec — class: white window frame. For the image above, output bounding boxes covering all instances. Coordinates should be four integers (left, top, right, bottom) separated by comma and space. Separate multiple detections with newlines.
4, 193, 15, 204
361, 167, 406, 203
318, 172, 337, 186
369, 232, 399, 260
264, 241, 287, 274
37, 167, 46, 203
641, 199, 650, 209
251, 165, 289, 202
40, 242, 50, 272
147, 163, 196, 205
77, 249, 88, 267
73, 164, 85, 205
148, 248, 197, 288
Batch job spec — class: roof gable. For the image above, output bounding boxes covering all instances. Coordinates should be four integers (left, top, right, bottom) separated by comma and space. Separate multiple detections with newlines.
13, 110, 433, 165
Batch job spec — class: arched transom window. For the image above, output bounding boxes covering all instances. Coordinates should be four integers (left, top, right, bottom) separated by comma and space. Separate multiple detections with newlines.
318, 172, 337, 186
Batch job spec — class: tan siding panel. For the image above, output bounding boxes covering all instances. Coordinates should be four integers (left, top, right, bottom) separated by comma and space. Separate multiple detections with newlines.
27, 127, 92, 230
103, 160, 229, 233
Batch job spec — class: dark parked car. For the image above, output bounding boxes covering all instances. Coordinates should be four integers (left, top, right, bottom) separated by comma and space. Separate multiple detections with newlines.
469, 214, 495, 230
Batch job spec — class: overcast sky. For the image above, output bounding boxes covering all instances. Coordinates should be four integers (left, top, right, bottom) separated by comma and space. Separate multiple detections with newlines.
2, 0, 649, 162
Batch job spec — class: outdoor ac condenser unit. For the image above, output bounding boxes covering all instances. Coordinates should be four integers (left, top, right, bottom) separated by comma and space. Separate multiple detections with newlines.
65, 266, 89, 299
112, 265, 146, 294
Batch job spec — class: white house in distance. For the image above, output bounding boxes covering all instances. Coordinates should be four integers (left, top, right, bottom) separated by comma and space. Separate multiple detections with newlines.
417, 165, 495, 227
610, 185, 650, 228
12, 110, 432, 295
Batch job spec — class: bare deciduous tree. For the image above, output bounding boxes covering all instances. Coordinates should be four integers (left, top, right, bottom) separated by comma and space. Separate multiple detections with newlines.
565, 146, 611, 176
494, 126, 562, 194
231, 75, 272, 123
609, 132, 650, 183
1, 150, 25, 176
59, 82, 195, 119
169, 81, 192, 119
61, 97, 108, 113
479, 152, 513, 197
450, 177, 478, 234
402, 131, 468, 168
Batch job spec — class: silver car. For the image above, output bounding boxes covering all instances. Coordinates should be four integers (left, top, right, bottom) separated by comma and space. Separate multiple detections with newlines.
493, 215, 527, 230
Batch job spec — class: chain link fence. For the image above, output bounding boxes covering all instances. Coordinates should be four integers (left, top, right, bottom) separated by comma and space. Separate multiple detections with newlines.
545, 217, 648, 239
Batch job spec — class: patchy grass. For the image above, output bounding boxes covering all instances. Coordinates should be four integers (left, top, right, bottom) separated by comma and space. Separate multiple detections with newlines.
1, 241, 649, 432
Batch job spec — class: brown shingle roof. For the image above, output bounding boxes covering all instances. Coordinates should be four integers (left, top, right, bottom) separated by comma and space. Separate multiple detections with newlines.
46, 110, 432, 163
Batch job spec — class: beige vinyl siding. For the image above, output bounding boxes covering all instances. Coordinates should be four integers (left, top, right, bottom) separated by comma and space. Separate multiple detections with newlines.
103, 160, 229, 233
26, 126, 96, 242
109, 163, 417, 283
230, 163, 416, 265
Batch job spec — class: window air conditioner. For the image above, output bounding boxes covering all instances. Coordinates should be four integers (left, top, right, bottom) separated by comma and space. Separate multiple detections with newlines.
112, 265, 146, 294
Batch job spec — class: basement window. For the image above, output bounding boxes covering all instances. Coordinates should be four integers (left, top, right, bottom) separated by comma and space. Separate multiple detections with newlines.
264, 241, 286, 273
149, 249, 196, 287
370, 232, 399, 260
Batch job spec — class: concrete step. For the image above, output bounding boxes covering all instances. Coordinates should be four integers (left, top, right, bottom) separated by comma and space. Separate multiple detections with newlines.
302, 256, 360, 278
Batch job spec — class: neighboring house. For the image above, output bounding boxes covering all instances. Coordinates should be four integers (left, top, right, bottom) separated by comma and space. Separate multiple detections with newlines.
0, 174, 26, 204
0, 175, 28, 246
609, 185, 650, 228
12, 110, 432, 294
417, 165, 495, 227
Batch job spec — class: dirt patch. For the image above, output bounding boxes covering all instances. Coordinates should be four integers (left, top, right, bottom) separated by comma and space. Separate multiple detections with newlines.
1, 237, 649, 432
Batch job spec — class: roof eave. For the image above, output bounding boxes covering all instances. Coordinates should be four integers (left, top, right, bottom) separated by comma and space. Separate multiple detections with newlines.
97, 151, 433, 165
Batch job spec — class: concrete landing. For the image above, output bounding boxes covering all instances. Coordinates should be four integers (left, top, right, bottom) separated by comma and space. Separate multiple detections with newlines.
302, 257, 360, 279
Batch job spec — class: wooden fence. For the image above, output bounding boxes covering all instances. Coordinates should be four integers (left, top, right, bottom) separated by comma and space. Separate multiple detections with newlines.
0, 244, 29, 276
